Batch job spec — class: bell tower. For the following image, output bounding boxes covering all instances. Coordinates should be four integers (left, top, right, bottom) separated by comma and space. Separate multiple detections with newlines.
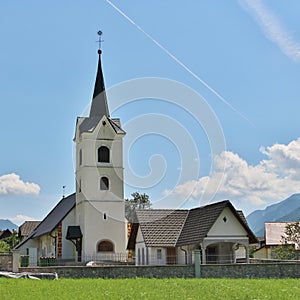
74, 36, 127, 259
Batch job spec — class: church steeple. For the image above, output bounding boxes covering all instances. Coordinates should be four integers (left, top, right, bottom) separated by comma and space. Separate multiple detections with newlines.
89, 49, 109, 118
74, 33, 127, 259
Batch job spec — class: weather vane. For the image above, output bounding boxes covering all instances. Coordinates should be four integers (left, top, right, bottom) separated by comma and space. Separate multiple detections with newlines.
97, 30, 104, 50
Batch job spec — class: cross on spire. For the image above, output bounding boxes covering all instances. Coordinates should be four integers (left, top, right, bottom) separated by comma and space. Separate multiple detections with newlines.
97, 30, 104, 50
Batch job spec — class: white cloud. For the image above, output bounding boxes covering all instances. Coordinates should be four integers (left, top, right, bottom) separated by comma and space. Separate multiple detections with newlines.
0, 173, 40, 195
164, 138, 300, 210
239, 0, 300, 62
261, 138, 300, 180
9, 214, 36, 226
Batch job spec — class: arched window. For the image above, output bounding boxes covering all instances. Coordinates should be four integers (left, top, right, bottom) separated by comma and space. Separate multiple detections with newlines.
100, 177, 109, 190
98, 146, 109, 163
79, 149, 82, 166
97, 240, 114, 252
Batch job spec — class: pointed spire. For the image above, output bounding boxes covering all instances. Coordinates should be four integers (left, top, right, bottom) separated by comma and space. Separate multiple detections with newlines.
89, 49, 109, 118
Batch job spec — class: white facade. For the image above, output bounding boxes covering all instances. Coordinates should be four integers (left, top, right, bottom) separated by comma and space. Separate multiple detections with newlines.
74, 115, 127, 259
61, 208, 76, 259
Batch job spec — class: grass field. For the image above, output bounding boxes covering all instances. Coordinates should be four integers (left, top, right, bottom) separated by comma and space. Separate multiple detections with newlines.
1, 278, 299, 299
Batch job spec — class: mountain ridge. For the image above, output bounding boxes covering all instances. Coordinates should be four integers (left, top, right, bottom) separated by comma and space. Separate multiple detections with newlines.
0, 219, 18, 231
246, 193, 300, 237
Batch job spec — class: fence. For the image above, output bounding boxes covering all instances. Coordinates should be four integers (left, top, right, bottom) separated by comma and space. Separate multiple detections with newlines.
136, 252, 248, 266
19, 253, 130, 267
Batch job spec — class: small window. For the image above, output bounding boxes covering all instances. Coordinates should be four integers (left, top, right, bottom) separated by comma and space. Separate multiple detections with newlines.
157, 249, 162, 260
97, 240, 114, 252
103, 213, 107, 220
79, 149, 82, 166
79, 179, 82, 193
100, 177, 109, 190
98, 146, 109, 163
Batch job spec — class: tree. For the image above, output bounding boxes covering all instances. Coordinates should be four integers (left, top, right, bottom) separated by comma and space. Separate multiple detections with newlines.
125, 192, 151, 222
272, 222, 300, 260
0, 240, 10, 253
282, 222, 300, 246
3, 230, 21, 250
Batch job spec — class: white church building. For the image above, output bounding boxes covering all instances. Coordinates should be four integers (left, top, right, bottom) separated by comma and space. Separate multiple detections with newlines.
15, 40, 257, 267
16, 48, 128, 264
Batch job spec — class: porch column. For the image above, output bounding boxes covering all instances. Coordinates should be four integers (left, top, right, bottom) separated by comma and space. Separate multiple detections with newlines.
12, 249, 20, 273
194, 250, 201, 278
245, 246, 249, 263
201, 246, 206, 265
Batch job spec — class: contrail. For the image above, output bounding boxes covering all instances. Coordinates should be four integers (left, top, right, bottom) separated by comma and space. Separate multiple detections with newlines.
105, 0, 253, 125
240, 0, 300, 63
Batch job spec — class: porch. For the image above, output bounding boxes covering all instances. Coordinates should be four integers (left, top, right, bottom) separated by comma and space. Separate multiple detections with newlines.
136, 240, 249, 266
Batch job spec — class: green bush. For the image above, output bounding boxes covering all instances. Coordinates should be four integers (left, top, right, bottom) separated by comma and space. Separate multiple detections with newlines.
20, 255, 29, 267
39, 256, 56, 266
0, 240, 10, 253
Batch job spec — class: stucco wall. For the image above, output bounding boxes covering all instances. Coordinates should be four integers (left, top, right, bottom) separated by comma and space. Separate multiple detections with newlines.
208, 207, 247, 237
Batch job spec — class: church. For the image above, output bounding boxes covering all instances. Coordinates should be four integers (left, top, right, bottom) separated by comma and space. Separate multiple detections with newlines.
16, 39, 257, 267
16, 48, 128, 264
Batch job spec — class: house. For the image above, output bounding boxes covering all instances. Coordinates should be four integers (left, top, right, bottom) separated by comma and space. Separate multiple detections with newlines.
0, 229, 12, 240
253, 222, 299, 259
128, 200, 257, 265
15, 44, 128, 265
18, 221, 41, 240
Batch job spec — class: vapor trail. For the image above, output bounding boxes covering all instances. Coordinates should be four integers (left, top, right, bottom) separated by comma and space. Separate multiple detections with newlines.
106, 0, 253, 125
240, 0, 300, 63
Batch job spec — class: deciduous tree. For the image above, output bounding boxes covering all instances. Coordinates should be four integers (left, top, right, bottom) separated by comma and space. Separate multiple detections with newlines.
125, 192, 151, 222
273, 222, 300, 260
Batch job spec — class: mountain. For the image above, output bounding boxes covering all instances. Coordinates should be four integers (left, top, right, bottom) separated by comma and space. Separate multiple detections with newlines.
246, 193, 300, 237
0, 219, 18, 231
276, 206, 300, 222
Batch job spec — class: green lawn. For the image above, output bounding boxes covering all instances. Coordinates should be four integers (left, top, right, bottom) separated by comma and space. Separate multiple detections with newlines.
1, 278, 299, 299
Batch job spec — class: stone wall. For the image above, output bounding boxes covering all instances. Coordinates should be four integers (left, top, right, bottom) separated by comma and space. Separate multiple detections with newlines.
19, 265, 194, 278
201, 263, 300, 278
19, 262, 300, 279
0, 253, 13, 271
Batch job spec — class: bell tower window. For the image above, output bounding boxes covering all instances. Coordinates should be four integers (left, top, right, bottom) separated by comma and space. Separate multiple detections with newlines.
100, 176, 109, 190
98, 146, 109, 163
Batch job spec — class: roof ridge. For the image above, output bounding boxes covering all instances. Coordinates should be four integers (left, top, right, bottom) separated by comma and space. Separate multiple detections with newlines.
137, 208, 189, 212
190, 199, 230, 211
32, 193, 75, 234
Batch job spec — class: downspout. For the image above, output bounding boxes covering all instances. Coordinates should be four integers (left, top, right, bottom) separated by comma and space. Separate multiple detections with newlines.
180, 247, 188, 265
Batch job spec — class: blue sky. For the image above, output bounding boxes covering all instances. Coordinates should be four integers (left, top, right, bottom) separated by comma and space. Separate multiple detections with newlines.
1, 1, 300, 225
